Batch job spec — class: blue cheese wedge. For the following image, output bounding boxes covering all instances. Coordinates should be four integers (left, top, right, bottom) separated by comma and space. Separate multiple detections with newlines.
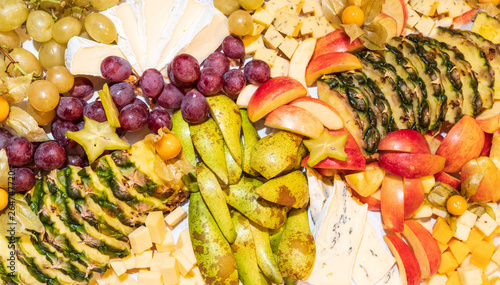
375, 266, 400, 285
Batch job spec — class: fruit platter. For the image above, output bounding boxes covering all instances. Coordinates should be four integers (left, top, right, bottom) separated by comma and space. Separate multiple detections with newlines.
2, 0, 500, 284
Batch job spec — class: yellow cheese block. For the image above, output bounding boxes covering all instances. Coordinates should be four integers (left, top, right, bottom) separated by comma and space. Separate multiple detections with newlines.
491, 246, 500, 266
172, 249, 195, 277
164, 207, 187, 229
145, 211, 167, 245
156, 231, 175, 254
253, 7, 274, 27
439, 251, 459, 275
129, 226, 153, 254
250, 23, 265, 36
110, 259, 127, 277
458, 266, 483, 285
180, 242, 197, 266
263, 25, 285, 49
466, 227, 486, 252
270, 56, 290, 78
279, 37, 299, 59
311, 17, 334, 38
176, 228, 191, 249
433, 217, 454, 244
438, 240, 449, 253
137, 270, 162, 285
470, 241, 496, 270
448, 239, 470, 265
243, 35, 265, 54
263, 0, 289, 15
136, 250, 153, 269
300, 17, 317, 35
151, 252, 170, 272
447, 271, 463, 285
121, 251, 136, 270
161, 256, 180, 285
274, 13, 302, 37
254, 48, 278, 67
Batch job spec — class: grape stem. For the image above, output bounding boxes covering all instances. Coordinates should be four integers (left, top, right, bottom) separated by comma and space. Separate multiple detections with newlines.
0, 46, 27, 77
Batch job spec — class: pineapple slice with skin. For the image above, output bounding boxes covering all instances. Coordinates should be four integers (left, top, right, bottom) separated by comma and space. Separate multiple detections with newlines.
471, 12, 500, 44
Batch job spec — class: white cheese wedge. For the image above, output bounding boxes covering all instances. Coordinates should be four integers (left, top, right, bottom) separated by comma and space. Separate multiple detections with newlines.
306, 166, 327, 224
352, 222, 396, 285
132, 0, 148, 71
305, 175, 368, 285
65, 36, 125, 77
375, 266, 400, 285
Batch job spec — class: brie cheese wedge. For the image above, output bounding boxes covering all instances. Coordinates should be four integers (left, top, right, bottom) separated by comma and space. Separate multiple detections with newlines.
306, 166, 328, 224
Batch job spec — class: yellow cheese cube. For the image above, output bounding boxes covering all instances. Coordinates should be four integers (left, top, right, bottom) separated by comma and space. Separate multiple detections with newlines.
164, 207, 187, 229
419, 219, 433, 232
301, 0, 323, 16
273, 6, 295, 17
172, 249, 195, 276
254, 48, 278, 67
129, 226, 153, 254
438, 251, 459, 275
300, 17, 317, 35
242, 35, 265, 54
458, 266, 483, 285
110, 259, 127, 277
475, 213, 498, 237
137, 270, 162, 285
466, 227, 486, 252
278, 37, 299, 59
312, 17, 334, 38
263, 0, 288, 15
448, 239, 470, 265
455, 222, 472, 242
156, 231, 175, 253
415, 16, 436, 37
458, 211, 478, 228
289, 0, 305, 14
433, 207, 449, 218
438, 240, 449, 253
145, 211, 167, 245
491, 246, 500, 266
121, 251, 136, 270
150, 252, 170, 272
270, 56, 290, 78
447, 271, 463, 285
179, 274, 197, 285
263, 25, 285, 49
405, 4, 421, 28
176, 228, 191, 249
413, 205, 433, 219
161, 256, 180, 285
428, 1, 440, 16
180, 242, 197, 266
250, 23, 265, 36
136, 250, 153, 269
253, 7, 274, 27
433, 217, 454, 244
482, 273, 490, 285
470, 241, 496, 270
190, 267, 205, 285
274, 14, 302, 37
427, 274, 448, 285
484, 260, 499, 276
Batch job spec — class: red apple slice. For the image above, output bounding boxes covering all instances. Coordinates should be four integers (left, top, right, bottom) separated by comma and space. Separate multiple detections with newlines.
402, 220, 441, 279
425, 132, 444, 155
373, 13, 398, 42
289, 97, 344, 130
452, 9, 479, 29
404, 178, 425, 219
378, 129, 431, 154
461, 156, 500, 202
384, 234, 422, 285
381, 173, 405, 233
379, 152, 446, 178
353, 188, 381, 211
289, 38, 317, 89
315, 168, 337, 177
381, 0, 407, 35
476, 101, 500, 134
264, 105, 324, 139
345, 162, 386, 197
434, 171, 461, 190
312, 30, 363, 60
305, 52, 362, 86
236, 84, 259, 108
481, 133, 493, 157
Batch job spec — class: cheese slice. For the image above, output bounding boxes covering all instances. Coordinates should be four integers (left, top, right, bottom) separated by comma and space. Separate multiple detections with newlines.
65, 37, 125, 77
305, 175, 368, 285
375, 266, 400, 285
306, 166, 327, 224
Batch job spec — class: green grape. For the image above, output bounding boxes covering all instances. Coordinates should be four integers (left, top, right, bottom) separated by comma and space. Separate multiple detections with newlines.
39, 0, 64, 14
84, 13, 117, 44
228, 10, 253, 36
238, 0, 264, 10
28, 80, 60, 112
26, 102, 56, 126
79, 31, 91, 40
70, 0, 91, 6
0, 30, 20, 49
6, 48, 42, 77
214, 0, 240, 15
27, 11, 54, 42
46, 66, 74, 93
0, 0, 29, 32
90, 0, 118, 11
52, 16, 82, 44
39, 39, 66, 69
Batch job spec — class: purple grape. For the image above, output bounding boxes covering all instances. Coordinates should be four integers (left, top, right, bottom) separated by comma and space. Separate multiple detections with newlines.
0, 128, 13, 149
244, 60, 271, 84
147, 108, 172, 134
70, 77, 94, 98
222, 35, 245, 59
83, 101, 107, 122
5, 136, 33, 166
76, 120, 85, 130
51, 119, 78, 148
34, 141, 66, 170
203, 52, 230, 75
12, 167, 35, 193
140, 68, 165, 98
223, 69, 246, 97
156, 84, 184, 109
100, 56, 132, 82
56, 97, 84, 121
197, 67, 223, 96
171, 54, 200, 83
132, 98, 149, 109
109, 82, 135, 110
119, 103, 149, 132
181, 90, 209, 124
67, 154, 85, 167
168, 66, 194, 88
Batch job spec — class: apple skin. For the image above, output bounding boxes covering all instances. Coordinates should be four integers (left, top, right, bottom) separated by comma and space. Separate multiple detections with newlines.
435, 115, 485, 173
305, 52, 362, 86
378, 129, 431, 154
353, 189, 381, 211
481, 132, 493, 157
461, 156, 500, 202
403, 178, 425, 219
475, 102, 500, 134
381, 0, 408, 35
452, 9, 479, 29
381, 173, 405, 233
247, 76, 307, 122
490, 128, 500, 169
345, 162, 385, 197
312, 30, 363, 60
425, 132, 444, 155
315, 168, 337, 177
402, 220, 442, 279
289, 97, 344, 130
373, 13, 398, 42
379, 152, 446, 178
434, 171, 461, 190
264, 105, 325, 139
384, 234, 422, 285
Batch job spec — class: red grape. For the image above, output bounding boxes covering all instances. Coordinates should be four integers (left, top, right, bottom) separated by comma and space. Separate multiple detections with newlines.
119, 103, 149, 132
181, 90, 209, 124
5, 136, 33, 166
140, 68, 165, 98
222, 35, 245, 59
171, 54, 200, 83
132, 98, 149, 109
70, 77, 94, 98
156, 84, 184, 109
168, 65, 194, 88
204, 52, 230, 75
83, 101, 107, 122
197, 67, 223, 95
0, 128, 13, 149
100, 56, 132, 82
244, 60, 270, 84
109, 82, 135, 110
67, 154, 86, 167
34, 141, 66, 170
223, 69, 246, 97
147, 108, 172, 134
12, 167, 35, 192
51, 119, 78, 148
56, 97, 84, 121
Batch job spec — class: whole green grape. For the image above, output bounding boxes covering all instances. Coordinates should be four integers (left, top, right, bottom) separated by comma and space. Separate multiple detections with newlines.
39, 39, 66, 69
90, 0, 118, 11
46, 66, 74, 93
70, 0, 91, 6
39, 0, 64, 14
84, 13, 117, 44
238, 0, 264, 10
0, 30, 20, 48
52, 16, 82, 44
0, 0, 29, 32
214, 0, 240, 15
27, 11, 54, 42
6, 48, 42, 77
28, 80, 60, 112
228, 10, 253, 36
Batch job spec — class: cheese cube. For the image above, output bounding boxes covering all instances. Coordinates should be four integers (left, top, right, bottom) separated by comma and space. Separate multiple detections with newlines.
433, 207, 448, 219
312, 17, 334, 38
439, 251, 459, 275
301, 0, 323, 16
263, 0, 288, 15
270, 56, 290, 78
129, 226, 152, 254
448, 239, 470, 264
435, 17, 453, 29
300, 17, 317, 35
470, 241, 496, 270
121, 251, 136, 270
179, 274, 197, 285
263, 25, 285, 49
136, 250, 153, 269
254, 48, 278, 67
427, 274, 448, 285
250, 23, 265, 36
150, 252, 170, 272
180, 242, 197, 266
410, 0, 435, 15
274, 13, 302, 37
454, 222, 472, 242
289, 0, 306, 14
415, 16, 436, 37
491, 246, 500, 266
242, 35, 265, 54
428, 1, 440, 16
137, 271, 162, 285
437, 240, 449, 253
457, 266, 482, 285
161, 257, 180, 285
253, 7, 274, 27
484, 260, 499, 276
458, 211, 478, 228
466, 227, 485, 251
145, 211, 167, 245
279, 37, 299, 59
176, 229, 191, 249
413, 205, 433, 219
190, 267, 205, 285
156, 231, 175, 253
419, 219, 433, 232
164, 207, 187, 229
446, 271, 462, 285
172, 249, 195, 276
110, 259, 127, 277
475, 213, 498, 237
433, 217, 454, 244
420, 175, 435, 193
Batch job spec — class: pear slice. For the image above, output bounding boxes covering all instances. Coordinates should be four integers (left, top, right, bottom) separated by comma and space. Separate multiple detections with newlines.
225, 142, 242, 185
240, 109, 260, 176
256, 170, 309, 208
171, 110, 196, 167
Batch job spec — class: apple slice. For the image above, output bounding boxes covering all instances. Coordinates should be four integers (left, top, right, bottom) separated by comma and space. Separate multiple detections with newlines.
434, 171, 461, 190
373, 13, 398, 42
452, 9, 479, 30
461, 156, 500, 202
305, 52, 362, 86
378, 129, 431, 154
424, 133, 443, 155
490, 128, 500, 169
384, 234, 422, 285
289, 97, 344, 130
381, 0, 407, 35
312, 30, 363, 60
481, 132, 493, 157
247, 76, 307, 122
288, 38, 317, 90
404, 178, 425, 219
379, 152, 446, 178
236, 84, 260, 108
353, 188, 381, 211
401, 220, 441, 279
315, 168, 337, 177
381, 173, 405, 233
264, 105, 324, 139
476, 101, 500, 133
345, 162, 386, 197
